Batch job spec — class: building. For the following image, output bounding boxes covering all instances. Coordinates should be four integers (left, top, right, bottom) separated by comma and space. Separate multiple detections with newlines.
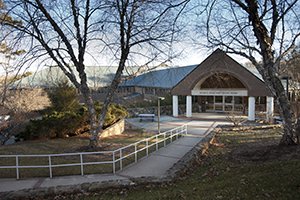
15, 49, 297, 121
123, 49, 275, 121
171, 49, 274, 121
119, 65, 196, 97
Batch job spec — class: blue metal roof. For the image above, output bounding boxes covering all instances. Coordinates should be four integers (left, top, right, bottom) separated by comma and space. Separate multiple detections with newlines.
121, 65, 197, 89
121, 63, 263, 89
14, 54, 263, 89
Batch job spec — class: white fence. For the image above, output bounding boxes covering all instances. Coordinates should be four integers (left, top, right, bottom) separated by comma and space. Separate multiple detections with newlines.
0, 124, 187, 179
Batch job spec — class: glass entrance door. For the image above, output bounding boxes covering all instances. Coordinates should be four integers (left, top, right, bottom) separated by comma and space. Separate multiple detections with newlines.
225, 96, 234, 111
214, 96, 224, 112
199, 96, 242, 112
214, 96, 235, 112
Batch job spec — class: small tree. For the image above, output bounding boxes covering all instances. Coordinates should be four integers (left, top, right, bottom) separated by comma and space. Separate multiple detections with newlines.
226, 111, 247, 127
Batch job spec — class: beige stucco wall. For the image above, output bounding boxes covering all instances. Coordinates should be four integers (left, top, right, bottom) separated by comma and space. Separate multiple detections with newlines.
98, 119, 125, 138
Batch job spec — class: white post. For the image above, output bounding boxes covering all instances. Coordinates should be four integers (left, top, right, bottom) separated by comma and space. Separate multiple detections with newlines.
112, 151, 116, 174
248, 96, 255, 121
16, 156, 19, 180
135, 143, 137, 162
186, 95, 192, 117
172, 95, 179, 117
156, 135, 158, 151
80, 154, 84, 176
120, 149, 122, 170
146, 139, 149, 156
266, 96, 274, 123
49, 155, 53, 178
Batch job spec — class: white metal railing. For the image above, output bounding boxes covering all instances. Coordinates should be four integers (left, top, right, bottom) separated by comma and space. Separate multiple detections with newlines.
0, 124, 187, 179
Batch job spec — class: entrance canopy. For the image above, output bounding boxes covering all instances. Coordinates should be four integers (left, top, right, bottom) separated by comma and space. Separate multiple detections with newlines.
171, 49, 272, 97
171, 49, 274, 122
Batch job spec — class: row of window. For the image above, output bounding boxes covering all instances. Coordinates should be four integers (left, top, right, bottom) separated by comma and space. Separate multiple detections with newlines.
93, 86, 169, 95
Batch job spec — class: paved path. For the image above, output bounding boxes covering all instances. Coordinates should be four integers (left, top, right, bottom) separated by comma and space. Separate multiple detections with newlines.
0, 116, 230, 194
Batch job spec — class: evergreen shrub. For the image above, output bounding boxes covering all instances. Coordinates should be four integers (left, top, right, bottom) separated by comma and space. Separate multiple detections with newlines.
20, 80, 127, 140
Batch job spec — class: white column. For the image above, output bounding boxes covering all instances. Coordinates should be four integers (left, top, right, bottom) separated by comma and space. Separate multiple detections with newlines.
266, 96, 274, 122
186, 96, 192, 117
172, 95, 178, 117
248, 96, 255, 121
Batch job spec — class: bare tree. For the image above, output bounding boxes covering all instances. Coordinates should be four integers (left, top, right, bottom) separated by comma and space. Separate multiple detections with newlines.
0, 43, 27, 105
198, 0, 300, 145
3, 0, 188, 147
0, 0, 25, 105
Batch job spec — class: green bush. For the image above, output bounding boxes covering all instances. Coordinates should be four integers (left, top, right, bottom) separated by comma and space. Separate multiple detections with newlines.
94, 101, 128, 129
104, 104, 128, 129
19, 80, 127, 140
21, 111, 86, 139
20, 103, 127, 140
47, 79, 80, 113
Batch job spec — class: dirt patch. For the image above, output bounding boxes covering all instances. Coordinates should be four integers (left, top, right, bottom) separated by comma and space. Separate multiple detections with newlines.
72, 130, 153, 152
229, 140, 300, 162
74, 144, 109, 152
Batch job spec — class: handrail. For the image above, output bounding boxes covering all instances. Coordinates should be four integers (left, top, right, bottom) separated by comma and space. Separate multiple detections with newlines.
0, 150, 113, 158
0, 124, 187, 179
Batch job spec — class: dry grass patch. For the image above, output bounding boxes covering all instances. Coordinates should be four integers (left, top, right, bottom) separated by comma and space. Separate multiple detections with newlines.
0, 129, 154, 178
66, 127, 300, 200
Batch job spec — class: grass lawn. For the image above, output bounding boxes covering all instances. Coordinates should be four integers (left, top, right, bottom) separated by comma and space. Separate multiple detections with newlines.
0, 129, 157, 178
70, 127, 300, 200
0, 129, 153, 155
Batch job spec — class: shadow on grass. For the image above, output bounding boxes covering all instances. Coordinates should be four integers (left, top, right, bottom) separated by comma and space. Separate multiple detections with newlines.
73, 127, 300, 200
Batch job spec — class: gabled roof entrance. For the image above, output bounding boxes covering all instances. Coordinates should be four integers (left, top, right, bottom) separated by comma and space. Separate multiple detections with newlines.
171, 49, 272, 97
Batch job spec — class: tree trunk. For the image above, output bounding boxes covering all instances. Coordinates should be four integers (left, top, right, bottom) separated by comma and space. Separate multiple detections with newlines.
96, 4, 130, 138
295, 118, 300, 144
244, 0, 296, 145
80, 84, 99, 148
259, 63, 295, 145
275, 85, 295, 145
96, 56, 128, 137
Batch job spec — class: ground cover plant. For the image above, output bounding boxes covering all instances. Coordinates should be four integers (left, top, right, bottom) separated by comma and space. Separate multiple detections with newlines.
61, 127, 300, 200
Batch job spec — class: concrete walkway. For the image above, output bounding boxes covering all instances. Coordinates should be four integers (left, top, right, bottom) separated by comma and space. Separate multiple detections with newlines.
0, 116, 230, 195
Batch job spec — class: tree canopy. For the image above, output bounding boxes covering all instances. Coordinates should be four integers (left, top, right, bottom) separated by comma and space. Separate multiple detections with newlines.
2, 0, 188, 147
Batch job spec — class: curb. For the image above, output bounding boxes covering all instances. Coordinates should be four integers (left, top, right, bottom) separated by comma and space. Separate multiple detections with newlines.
166, 130, 216, 179
217, 124, 282, 131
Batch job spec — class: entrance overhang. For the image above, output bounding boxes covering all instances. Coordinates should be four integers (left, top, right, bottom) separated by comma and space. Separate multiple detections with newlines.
171, 49, 272, 97
191, 89, 248, 96
171, 49, 274, 122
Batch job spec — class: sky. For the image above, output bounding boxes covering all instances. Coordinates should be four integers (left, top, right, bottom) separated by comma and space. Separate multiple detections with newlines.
0, 43, 250, 76
0, 0, 262, 76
